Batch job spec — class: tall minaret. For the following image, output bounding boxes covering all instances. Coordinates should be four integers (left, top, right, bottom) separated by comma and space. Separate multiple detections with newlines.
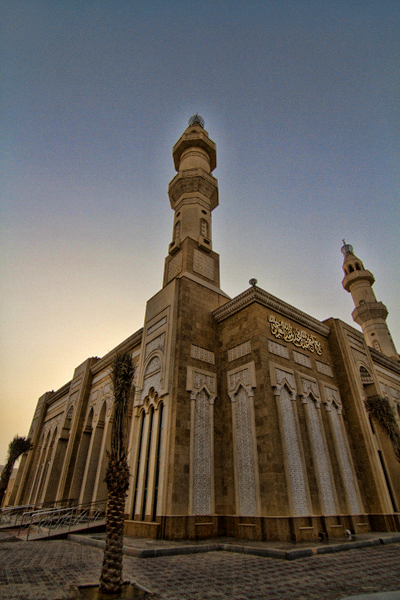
163, 115, 221, 289
341, 241, 398, 360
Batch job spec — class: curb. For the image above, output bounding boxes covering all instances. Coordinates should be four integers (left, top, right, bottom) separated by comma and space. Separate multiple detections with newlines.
68, 533, 400, 561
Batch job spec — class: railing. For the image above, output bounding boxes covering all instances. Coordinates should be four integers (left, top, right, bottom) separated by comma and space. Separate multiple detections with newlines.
18, 499, 106, 540
0, 499, 76, 528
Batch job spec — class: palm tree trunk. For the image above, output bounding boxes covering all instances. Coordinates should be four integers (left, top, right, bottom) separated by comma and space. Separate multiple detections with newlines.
99, 453, 130, 593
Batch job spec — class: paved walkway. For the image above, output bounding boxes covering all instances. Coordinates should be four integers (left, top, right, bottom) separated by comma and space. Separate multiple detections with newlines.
0, 533, 399, 600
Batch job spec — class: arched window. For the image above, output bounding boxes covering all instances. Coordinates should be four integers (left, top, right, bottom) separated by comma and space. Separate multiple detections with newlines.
174, 221, 180, 239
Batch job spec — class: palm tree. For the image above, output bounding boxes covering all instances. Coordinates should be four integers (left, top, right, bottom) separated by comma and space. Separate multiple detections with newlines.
365, 395, 400, 462
99, 351, 135, 595
0, 436, 33, 506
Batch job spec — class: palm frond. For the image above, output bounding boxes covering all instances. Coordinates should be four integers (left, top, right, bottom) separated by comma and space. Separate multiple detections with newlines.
365, 395, 400, 462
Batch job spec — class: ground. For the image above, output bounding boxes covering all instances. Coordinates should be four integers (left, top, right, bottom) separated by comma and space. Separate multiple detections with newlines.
0, 536, 399, 600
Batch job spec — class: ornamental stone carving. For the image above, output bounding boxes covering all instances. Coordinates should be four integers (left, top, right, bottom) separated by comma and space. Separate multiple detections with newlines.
279, 385, 310, 516
301, 378, 320, 406
191, 345, 215, 364
145, 333, 165, 358
228, 341, 251, 362
268, 339, 289, 359
324, 386, 342, 414
293, 351, 312, 368
147, 316, 167, 335
329, 406, 362, 514
269, 315, 322, 355
168, 252, 183, 282
235, 386, 258, 516
305, 397, 337, 515
316, 361, 333, 377
192, 388, 212, 515
193, 248, 214, 280
275, 368, 296, 395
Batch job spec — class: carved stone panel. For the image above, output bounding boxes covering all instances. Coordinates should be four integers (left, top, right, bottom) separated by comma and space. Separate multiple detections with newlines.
168, 252, 183, 282
316, 361, 333, 377
329, 407, 362, 514
145, 334, 165, 358
305, 398, 337, 515
293, 351, 311, 369
191, 345, 215, 364
192, 389, 211, 515
235, 386, 257, 516
279, 385, 309, 516
228, 341, 251, 362
147, 317, 167, 335
268, 340, 289, 359
193, 248, 214, 280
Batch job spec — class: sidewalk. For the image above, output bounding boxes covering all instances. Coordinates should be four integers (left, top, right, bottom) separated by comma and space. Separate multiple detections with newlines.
0, 531, 399, 599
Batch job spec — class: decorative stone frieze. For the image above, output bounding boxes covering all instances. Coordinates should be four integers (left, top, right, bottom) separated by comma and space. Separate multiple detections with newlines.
269, 316, 322, 355
187, 366, 217, 399
323, 385, 342, 414
228, 341, 251, 362
168, 252, 183, 282
192, 388, 212, 515
316, 361, 333, 377
329, 405, 362, 514
213, 286, 330, 338
352, 348, 369, 366
193, 248, 214, 280
275, 368, 296, 397
234, 386, 258, 516
278, 385, 310, 516
227, 362, 256, 398
293, 351, 312, 368
147, 316, 167, 335
145, 333, 165, 358
268, 339, 289, 359
301, 377, 320, 406
304, 395, 337, 515
190, 345, 215, 364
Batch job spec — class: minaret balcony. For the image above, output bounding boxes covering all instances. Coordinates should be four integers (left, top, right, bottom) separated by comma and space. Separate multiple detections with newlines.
168, 168, 219, 211
342, 268, 375, 292
352, 301, 388, 325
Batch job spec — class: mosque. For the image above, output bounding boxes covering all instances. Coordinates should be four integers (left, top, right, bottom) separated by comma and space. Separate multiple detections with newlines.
11, 116, 400, 541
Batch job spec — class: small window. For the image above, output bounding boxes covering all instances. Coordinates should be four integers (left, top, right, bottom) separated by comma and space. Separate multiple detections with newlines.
200, 219, 208, 238
174, 221, 180, 239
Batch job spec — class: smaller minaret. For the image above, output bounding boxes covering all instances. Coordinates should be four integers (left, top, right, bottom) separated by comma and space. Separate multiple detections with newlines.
341, 241, 398, 360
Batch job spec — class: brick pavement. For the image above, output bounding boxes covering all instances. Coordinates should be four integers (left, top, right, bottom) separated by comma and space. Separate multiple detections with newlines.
0, 538, 399, 600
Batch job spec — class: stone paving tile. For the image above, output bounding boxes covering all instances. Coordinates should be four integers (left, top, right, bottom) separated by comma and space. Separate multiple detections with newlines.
0, 540, 399, 600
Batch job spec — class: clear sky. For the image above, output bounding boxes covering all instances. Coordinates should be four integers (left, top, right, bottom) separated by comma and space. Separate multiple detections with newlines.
1, 0, 399, 463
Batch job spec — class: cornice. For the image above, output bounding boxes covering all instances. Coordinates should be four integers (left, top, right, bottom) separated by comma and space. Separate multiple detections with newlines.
213, 286, 330, 337
369, 346, 400, 374
91, 328, 144, 375
48, 381, 72, 404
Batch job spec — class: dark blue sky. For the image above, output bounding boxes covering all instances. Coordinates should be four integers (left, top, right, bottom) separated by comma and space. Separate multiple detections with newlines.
1, 0, 399, 460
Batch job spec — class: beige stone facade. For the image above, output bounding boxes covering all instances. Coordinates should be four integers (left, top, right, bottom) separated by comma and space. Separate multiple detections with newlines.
11, 116, 400, 541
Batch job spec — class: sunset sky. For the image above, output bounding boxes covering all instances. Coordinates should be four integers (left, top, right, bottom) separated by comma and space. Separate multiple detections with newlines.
1, 0, 399, 463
